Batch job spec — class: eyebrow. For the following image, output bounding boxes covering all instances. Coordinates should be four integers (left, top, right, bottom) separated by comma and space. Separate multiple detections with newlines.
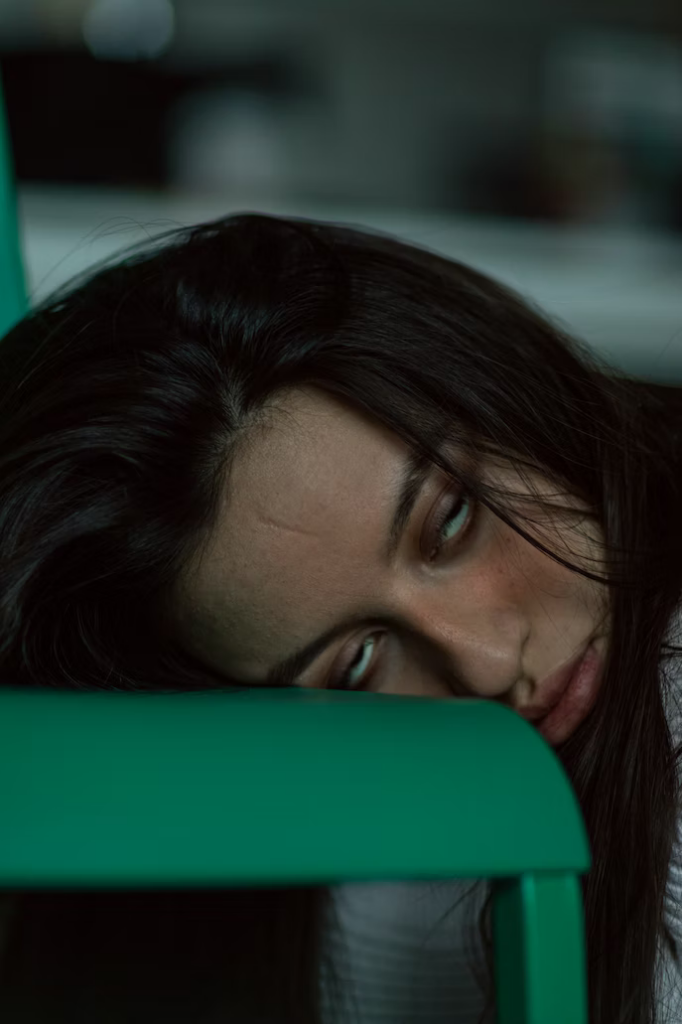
262, 447, 434, 689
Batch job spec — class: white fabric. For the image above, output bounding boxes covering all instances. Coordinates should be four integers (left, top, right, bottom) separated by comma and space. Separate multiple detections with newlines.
320, 603, 682, 1024
320, 879, 490, 1023
655, 602, 682, 1023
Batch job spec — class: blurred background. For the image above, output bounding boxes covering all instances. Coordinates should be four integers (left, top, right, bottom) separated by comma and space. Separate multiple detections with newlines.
1, 0, 681, 381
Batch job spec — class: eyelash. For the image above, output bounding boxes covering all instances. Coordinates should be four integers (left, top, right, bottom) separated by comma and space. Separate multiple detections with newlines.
334, 490, 476, 692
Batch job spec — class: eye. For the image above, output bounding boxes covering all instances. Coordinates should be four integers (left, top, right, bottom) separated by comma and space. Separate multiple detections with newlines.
333, 633, 383, 692
426, 489, 475, 561
331, 491, 476, 693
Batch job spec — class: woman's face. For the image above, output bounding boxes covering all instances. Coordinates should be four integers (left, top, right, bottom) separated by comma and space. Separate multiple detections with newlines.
176, 386, 611, 746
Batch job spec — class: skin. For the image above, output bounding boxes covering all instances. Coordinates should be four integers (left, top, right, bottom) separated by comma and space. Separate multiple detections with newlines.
175, 386, 611, 745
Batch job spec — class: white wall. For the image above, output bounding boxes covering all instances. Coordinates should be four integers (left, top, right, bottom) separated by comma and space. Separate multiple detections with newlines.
18, 185, 682, 383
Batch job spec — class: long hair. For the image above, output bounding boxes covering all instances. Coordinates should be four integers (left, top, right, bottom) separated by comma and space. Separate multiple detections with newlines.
1, 212, 681, 1023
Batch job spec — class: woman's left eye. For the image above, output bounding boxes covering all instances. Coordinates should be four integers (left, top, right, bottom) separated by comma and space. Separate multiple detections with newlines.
428, 491, 474, 561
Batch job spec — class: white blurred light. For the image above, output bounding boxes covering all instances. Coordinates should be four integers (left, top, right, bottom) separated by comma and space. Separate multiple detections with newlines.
82, 0, 174, 61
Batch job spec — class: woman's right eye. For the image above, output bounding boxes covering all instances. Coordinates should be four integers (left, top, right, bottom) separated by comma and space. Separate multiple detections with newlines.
333, 633, 382, 691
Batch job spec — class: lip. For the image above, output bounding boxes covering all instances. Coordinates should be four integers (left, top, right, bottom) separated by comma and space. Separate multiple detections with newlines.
518, 638, 602, 745
517, 644, 593, 722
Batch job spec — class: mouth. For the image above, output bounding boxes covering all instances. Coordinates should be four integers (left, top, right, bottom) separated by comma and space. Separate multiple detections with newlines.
517, 644, 593, 722
519, 640, 606, 745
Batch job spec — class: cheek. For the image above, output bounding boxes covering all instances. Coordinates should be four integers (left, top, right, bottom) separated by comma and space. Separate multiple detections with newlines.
520, 535, 609, 628
482, 518, 601, 609
478, 520, 551, 596
377, 669, 454, 699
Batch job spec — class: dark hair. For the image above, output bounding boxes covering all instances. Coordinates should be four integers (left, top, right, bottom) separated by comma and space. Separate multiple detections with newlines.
1, 212, 682, 1023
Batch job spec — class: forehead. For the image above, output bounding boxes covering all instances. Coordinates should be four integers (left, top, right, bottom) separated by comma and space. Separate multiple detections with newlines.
175, 387, 409, 679
237, 386, 407, 510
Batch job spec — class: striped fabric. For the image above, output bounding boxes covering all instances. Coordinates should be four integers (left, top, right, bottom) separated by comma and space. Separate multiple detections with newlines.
320, 878, 491, 1023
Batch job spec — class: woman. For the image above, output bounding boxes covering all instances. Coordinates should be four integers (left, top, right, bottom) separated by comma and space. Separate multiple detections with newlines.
0, 212, 681, 1023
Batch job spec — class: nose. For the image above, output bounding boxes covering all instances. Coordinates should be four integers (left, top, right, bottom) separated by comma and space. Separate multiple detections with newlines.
402, 596, 529, 706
